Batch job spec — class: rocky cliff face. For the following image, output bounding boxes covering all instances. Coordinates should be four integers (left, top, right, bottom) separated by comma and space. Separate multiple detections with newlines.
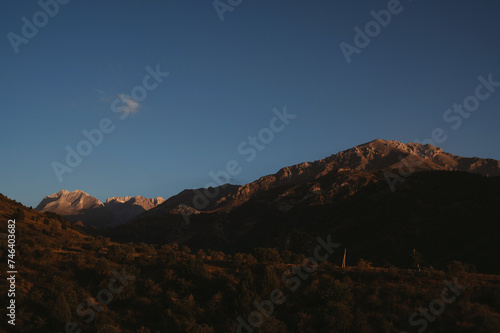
35, 190, 165, 227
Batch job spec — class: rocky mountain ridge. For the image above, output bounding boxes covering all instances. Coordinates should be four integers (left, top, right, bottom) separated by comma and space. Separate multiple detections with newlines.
215, 139, 500, 208
35, 190, 165, 227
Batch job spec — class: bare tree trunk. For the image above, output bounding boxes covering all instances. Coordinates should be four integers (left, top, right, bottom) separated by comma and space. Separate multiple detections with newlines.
342, 248, 346, 268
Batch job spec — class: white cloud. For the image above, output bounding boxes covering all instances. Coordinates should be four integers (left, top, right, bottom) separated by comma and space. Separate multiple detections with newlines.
118, 94, 140, 114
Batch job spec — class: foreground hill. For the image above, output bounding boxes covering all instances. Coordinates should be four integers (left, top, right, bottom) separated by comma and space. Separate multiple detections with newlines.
1, 192, 500, 332
35, 189, 165, 227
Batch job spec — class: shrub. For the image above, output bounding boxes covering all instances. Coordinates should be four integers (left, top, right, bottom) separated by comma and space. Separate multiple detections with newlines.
233, 253, 257, 270
357, 259, 373, 270
61, 220, 70, 230
446, 260, 476, 274
51, 292, 71, 323
98, 325, 120, 333
252, 248, 281, 263
95, 257, 111, 276
14, 208, 25, 222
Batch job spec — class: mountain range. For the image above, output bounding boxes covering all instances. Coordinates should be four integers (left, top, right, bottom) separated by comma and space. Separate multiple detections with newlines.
35, 189, 165, 227
35, 139, 500, 273
108, 139, 500, 273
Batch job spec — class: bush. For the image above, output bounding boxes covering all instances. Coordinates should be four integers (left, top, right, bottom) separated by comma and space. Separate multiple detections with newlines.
14, 208, 25, 222
446, 260, 476, 274
357, 259, 373, 270
95, 257, 111, 276
51, 292, 71, 323
252, 248, 281, 263
98, 325, 120, 333
180, 257, 208, 279
61, 220, 70, 230
108, 245, 133, 262
233, 253, 257, 270
321, 279, 354, 331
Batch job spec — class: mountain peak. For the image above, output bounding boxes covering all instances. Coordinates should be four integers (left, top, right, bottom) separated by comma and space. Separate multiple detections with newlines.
47, 189, 90, 199
104, 195, 166, 207
106, 196, 133, 204
36, 189, 103, 216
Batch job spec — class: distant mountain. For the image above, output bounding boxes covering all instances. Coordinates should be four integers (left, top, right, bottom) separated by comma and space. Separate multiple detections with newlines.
107, 139, 500, 273
35, 190, 165, 227
35, 189, 103, 215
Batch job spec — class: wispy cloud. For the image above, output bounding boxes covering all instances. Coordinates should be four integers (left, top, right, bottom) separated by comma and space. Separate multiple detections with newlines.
118, 94, 140, 114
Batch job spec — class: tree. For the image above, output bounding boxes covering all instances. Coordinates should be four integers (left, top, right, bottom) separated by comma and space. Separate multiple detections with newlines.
51, 292, 71, 323
410, 249, 424, 271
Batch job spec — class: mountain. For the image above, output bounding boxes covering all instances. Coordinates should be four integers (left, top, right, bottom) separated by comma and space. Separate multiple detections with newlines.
107, 139, 500, 273
35, 189, 103, 215
106, 196, 165, 209
35, 190, 165, 227
221, 138, 500, 206
139, 184, 241, 217
128, 139, 500, 216
103, 195, 166, 226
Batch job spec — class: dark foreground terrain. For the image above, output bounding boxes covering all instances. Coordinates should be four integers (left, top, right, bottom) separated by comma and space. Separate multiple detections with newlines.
1, 193, 500, 333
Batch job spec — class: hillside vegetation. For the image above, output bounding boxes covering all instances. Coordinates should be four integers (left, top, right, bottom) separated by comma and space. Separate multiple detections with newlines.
1, 193, 500, 332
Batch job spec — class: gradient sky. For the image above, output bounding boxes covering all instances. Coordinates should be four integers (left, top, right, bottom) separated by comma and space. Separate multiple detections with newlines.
1, 0, 500, 207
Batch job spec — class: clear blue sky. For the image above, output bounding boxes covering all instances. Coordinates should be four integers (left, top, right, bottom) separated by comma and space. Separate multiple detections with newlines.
1, 0, 500, 207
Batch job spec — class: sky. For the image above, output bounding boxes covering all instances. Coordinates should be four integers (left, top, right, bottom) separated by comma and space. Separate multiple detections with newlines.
1, 0, 500, 207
